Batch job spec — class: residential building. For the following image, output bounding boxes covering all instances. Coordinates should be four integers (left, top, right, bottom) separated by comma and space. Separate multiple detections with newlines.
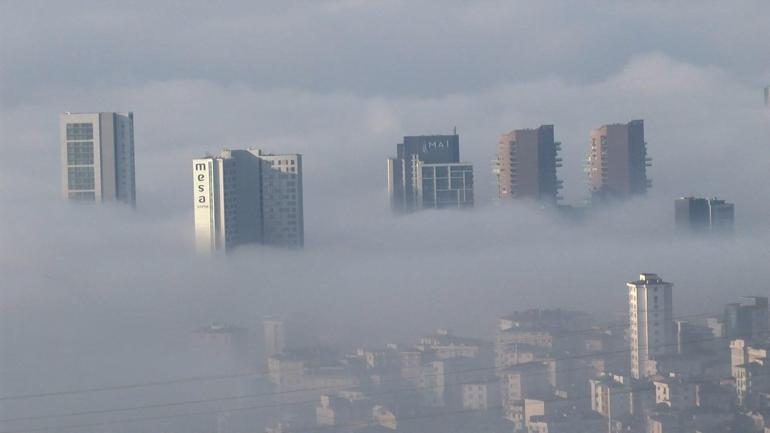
60, 112, 136, 205
387, 133, 474, 212
493, 125, 562, 204
193, 148, 303, 253
586, 120, 650, 201
653, 375, 697, 409
627, 273, 674, 379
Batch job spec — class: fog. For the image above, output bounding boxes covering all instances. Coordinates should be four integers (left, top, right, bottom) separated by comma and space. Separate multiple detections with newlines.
1, 1, 770, 432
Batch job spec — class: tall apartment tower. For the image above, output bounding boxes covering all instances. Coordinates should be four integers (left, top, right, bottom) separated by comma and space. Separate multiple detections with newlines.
193, 148, 303, 253
493, 125, 562, 203
60, 112, 136, 205
627, 273, 674, 379
387, 133, 474, 212
586, 120, 650, 201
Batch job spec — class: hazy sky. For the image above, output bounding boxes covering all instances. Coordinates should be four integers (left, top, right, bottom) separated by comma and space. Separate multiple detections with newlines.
1, 0, 770, 417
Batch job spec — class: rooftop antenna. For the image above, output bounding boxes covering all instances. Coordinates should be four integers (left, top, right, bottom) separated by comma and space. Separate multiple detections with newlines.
453, 126, 457, 135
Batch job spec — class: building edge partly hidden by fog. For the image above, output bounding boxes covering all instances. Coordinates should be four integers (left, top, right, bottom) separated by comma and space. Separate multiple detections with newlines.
193, 148, 303, 254
60, 112, 136, 206
493, 124, 563, 205
387, 132, 474, 212
675, 196, 735, 234
586, 119, 651, 203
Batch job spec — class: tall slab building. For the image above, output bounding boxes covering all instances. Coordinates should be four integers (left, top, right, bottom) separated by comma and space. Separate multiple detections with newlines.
493, 125, 562, 204
586, 120, 650, 201
59, 112, 136, 205
627, 273, 674, 379
193, 148, 303, 253
387, 133, 474, 212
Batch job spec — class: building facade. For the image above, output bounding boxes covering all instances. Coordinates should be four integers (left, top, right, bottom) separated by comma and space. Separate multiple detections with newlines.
493, 125, 562, 203
627, 273, 674, 379
586, 120, 650, 201
60, 112, 136, 205
193, 148, 303, 253
387, 133, 474, 212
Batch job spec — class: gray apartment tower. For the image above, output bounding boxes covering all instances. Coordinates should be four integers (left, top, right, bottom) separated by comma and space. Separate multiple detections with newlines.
675, 197, 734, 233
193, 149, 303, 253
493, 125, 562, 204
586, 120, 650, 201
60, 112, 136, 206
387, 134, 474, 212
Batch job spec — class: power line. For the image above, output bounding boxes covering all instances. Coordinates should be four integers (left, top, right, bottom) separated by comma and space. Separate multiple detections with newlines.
1, 322, 758, 431
0, 310, 712, 402
1, 349, 761, 433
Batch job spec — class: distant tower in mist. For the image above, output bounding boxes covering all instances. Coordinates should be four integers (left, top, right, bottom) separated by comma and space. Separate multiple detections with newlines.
493, 125, 562, 204
586, 120, 650, 202
194, 322, 250, 373
764, 85, 770, 108
676, 197, 735, 234
60, 112, 136, 205
627, 273, 674, 379
262, 317, 286, 358
193, 149, 304, 253
387, 133, 474, 212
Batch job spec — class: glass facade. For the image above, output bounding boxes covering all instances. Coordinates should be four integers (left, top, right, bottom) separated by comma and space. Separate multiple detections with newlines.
66, 141, 94, 165
65, 122, 96, 196
420, 163, 473, 209
67, 167, 95, 190
66, 123, 93, 140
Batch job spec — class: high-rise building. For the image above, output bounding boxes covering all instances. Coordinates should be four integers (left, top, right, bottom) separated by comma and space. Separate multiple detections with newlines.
60, 112, 136, 205
627, 273, 674, 379
586, 120, 651, 201
493, 125, 562, 203
675, 197, 711, 232
415, 162, 474, 209
708, 198, 735, 232
724, 296, 769, 341
193, 148, 303, 253
387, 133, 474, 212
263, 317, 286, 358
677, 197, 736, 233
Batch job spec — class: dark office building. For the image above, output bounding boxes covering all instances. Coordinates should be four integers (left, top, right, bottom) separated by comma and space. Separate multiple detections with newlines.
675, 197, 734, 233
494, 125, 562, 204
724, 297, 769, 341
387, 133, 473, 212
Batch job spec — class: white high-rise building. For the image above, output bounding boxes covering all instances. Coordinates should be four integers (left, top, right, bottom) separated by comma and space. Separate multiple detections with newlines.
193, 148, 303, 253
60, 112, 136, 205
627, 273, 674, 379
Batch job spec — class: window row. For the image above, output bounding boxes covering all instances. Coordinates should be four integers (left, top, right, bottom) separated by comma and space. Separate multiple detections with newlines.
66, 123, 94, 140
66, 141, 94, 165
68, 167, 95, 190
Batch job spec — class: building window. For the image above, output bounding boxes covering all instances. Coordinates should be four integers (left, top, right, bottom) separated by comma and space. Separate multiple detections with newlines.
67, 141, 94, 165
68, 167, 95, 190
66, 123, 94, 140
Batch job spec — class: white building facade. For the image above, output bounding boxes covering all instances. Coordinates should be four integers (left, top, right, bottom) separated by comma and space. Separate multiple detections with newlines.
627, 273, 674, 379
193, 148, 303, 253
60, 112, 136, 205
